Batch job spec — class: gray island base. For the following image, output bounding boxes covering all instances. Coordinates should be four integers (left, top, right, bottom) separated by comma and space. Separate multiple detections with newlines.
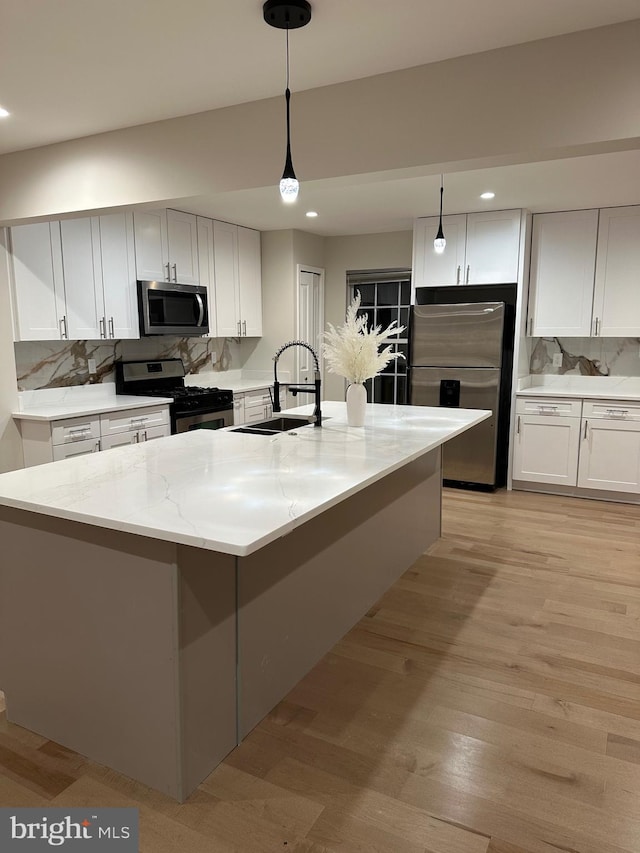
0, 403, 489, 801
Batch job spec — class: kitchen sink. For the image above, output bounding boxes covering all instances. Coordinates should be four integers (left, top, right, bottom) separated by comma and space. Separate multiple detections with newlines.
231, 416, 316, 435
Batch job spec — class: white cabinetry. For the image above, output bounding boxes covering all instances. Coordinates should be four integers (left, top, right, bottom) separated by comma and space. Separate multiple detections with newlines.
19, 405, 170, 467
11, 221, 66, 341
527, 210, 598, 337
196, 216, 217, 337
592, 206, 640, 337
233, 388, 284, 426
577, 400, 640, 493
213, 221, 262, 337
133, 209, 199, 285
512, 397, 582, 486
11, 213, 138, 342
412, 210, 521, 290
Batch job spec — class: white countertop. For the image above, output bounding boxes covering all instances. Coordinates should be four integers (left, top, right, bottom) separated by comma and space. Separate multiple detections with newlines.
13, 385, 173, 422
0, 402, 489, 557
517, 376, 640, 401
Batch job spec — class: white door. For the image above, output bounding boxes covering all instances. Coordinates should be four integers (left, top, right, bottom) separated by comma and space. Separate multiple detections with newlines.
166, 209, 199, 284
412, 214, 466, 288
592, 205, 640, 337
296, 267, 324, 386
213, 220, 240, 337
11, 221, 67, 341
512, 414, 581, 485
577, 419, 640, 493
133, 209, 170, 282
99, 212, 139, 340
465, 210, 521, 284
237, 226, 262, 337
60, 217, 103, 339
528, 210, 598, 337
197, 216, 217, 337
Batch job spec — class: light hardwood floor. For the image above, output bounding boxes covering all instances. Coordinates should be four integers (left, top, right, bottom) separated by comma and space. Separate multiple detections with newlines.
2, 488, 640, 852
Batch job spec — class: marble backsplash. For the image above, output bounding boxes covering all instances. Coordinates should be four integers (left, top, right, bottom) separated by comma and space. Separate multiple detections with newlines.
14, 336, 241, 391
530, 337, 640, 377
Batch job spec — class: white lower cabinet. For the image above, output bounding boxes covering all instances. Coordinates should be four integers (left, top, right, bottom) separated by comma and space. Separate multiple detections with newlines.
577, 401, 640, 493
512, 398, 582, 486
513, 395, 640, 498
19, 405, 170, 467
233, 388, 285, 426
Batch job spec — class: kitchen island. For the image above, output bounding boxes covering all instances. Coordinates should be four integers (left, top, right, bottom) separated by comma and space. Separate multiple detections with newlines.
0, 402, 489, 801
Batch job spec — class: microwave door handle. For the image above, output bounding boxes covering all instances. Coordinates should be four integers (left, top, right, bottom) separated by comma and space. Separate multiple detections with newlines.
195, 293, 205, 328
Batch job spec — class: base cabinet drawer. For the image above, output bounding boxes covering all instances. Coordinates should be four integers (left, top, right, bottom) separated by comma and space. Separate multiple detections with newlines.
100, 406, 169, 436
51, 416, 101, 445
52, 437, 101, 461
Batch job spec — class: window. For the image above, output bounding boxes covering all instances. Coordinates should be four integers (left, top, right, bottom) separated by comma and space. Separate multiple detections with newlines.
346, 269, 411, 405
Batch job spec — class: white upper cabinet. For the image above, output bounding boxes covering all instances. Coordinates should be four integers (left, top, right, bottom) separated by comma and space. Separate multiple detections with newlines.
412, 214, 466, 288
196, 216, 217, 337
237, 226, 262, 338
11, 213, 139, 342
592, 205, 640, 337
11, 221, 67, 341
412, 209, 521, 291
98, 212, 139, 339
212, 220, 262, 338
133, 209, 199, 285
465, 210, 521, 284
213, 220, 240, 337
60, 218, 103, 339
527, 209, 598, 337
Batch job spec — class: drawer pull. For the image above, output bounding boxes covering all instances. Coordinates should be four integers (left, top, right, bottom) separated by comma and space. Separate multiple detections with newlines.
537, 405, 558, 413
605, 408, 629, 417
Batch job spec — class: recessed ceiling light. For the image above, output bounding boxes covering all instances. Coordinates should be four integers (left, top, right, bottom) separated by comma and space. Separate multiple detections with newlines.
305, 211, 318, 218
0, 106, 10, 118
480, 191, 495, 200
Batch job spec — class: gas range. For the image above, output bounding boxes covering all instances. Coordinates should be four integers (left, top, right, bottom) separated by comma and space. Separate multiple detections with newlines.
115, 359, 234, 433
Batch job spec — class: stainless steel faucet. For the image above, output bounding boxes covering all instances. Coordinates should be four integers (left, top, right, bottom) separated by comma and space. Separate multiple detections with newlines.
273, 340, 322, 426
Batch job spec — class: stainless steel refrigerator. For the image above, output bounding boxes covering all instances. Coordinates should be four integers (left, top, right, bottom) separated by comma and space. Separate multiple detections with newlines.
409, 301, 506, 489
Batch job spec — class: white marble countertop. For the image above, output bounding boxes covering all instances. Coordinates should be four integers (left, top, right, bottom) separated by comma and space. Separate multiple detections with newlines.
0, 401, 489, 557
13, 394, 173, 421
517, 376, 640, 401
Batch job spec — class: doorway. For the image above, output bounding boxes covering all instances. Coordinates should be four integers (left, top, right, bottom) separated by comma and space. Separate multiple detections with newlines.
295, 265, 325, 386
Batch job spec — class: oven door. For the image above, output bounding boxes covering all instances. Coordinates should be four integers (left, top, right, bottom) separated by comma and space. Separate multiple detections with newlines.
174, 407, 234, 434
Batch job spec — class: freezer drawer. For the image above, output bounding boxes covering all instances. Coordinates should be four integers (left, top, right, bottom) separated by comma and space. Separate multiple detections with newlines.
410, 302, 505, 368
410, 366, 500, 486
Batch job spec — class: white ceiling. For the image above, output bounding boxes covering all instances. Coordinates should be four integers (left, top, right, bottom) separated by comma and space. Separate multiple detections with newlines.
1, 1, 639, 234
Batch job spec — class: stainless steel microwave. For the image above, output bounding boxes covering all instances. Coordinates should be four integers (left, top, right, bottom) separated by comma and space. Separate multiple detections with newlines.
137, 280, 209, 336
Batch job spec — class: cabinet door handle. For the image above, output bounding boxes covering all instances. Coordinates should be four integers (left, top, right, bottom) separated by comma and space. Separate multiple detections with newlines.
242, 320, 247, 336
165, 262, 171, 281
94, 441, 101, 453
99, 317, 106, 338
143, 430, 148, 442
594, 317, 600, 336
237, 321, 241, 336
59, 316, 68, 339
109, 317, 115, 338
172, 263, 177, 282
465, 265, 470, 284
456, 265, 461, 285
583, 419, 588, 439
516, 415, 520, 435
528, 318, 533, 336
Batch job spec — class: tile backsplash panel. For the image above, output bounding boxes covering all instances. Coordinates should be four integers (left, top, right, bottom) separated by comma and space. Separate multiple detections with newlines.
15, 337, 241, 391
530, 337, 640, 377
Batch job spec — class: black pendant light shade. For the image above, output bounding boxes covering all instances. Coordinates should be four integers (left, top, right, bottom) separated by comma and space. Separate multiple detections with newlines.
434, 175, 447, 253
263, 0, 312, 203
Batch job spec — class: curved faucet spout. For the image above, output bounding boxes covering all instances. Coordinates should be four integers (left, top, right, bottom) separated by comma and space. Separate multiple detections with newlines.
272, 340, 322, 426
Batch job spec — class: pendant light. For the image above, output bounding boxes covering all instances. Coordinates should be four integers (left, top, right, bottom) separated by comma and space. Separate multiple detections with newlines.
263, 0, 312, 204
434, 174, 446, 254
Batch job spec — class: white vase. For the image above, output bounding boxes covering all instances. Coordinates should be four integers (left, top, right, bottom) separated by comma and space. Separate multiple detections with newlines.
346, 382, 367, 427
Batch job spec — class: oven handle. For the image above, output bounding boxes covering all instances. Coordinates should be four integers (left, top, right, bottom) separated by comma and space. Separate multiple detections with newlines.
195, 293, 205, 329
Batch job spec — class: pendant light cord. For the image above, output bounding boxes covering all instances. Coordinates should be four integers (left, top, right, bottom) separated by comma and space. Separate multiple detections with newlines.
284, 26, 293, 164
